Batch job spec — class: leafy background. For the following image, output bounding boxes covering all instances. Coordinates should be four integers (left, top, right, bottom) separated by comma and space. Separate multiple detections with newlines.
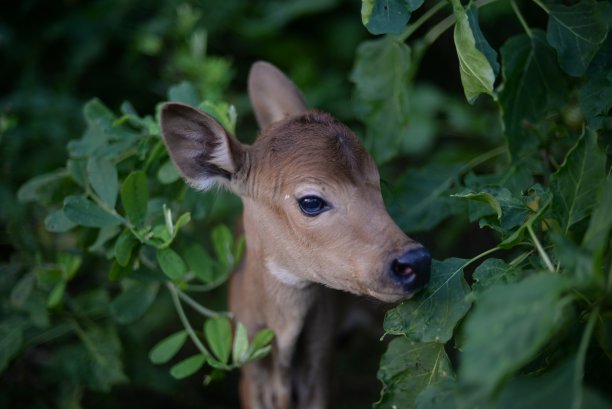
1, 0, 610, 408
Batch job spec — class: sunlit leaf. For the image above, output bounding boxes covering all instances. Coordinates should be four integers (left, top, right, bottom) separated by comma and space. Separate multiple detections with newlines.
232, 322, 249, 364
204, 316, 232, 364
451, 1, 497, 103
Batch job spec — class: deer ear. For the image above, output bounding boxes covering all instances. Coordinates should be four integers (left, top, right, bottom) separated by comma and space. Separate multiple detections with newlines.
161, 103, 244, 191
248, 61, 308, 129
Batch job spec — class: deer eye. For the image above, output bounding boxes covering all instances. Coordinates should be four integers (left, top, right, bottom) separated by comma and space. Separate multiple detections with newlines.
298, 196, 329, 217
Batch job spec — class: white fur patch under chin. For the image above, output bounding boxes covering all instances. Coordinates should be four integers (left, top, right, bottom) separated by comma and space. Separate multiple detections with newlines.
265, 258, 309, 288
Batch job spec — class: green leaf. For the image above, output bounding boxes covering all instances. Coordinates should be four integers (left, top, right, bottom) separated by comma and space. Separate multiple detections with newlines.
57, 252, 81, 281
350, 36, 416, 163
149, 330, 188, 364
414, 379, 462, 409
87, 156, 118, 207
114, 229, 138, 267
460, 273, 569, 396
184, 244, 215, 283
543, 0, 609, 77
452, 187, 531, 232
17, 170, 67, 204
582, 176, 612, 257
0, 321, 24, 373
88, 226, 120, 253
579, 37, 612, 131
361, 0, 424, 35
169, 354, 207, 379
232, 322, 249, 364
212, 224, 234, 271
44, 209, 77, 233
472, 258, 522, 294
498, 31, 569, 160
110, 282, 159, 324
157, 159, 181, 184
204, 316, 232, 364
383, 258, 471, 343
67, 158, 88, 188
199, 101, 238, 134
387, 163, 466, 233
47, 282, 66, 309
63, 195, 123, 227
10, 273, 35, 307
74, 324, 128, 391
156, 248, 187, 281
168, 81, 200, 107
120, 171, 148, 227
373, 338, 453, 409
451, 1, 497, 103
550, 130, 606, 233
251, 328, 275, 353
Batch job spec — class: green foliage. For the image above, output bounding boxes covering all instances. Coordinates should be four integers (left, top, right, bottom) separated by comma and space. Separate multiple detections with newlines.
1, 0, 610, 407
356, 0, 611, 408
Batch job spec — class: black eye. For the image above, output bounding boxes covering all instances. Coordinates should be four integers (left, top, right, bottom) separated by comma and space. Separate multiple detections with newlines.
298, 196, 328, 217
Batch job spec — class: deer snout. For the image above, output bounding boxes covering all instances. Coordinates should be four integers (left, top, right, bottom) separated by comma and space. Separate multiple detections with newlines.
390, 247, 431, 293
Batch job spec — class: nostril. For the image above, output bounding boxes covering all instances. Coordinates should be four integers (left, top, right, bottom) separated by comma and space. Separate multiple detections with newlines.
391, 247, 431, 292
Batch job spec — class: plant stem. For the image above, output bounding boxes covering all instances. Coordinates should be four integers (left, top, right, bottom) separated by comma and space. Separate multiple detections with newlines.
400, 0, 448, 42
526, 223, 555, 272
167, 282, 211, 357
175, 286, 231, 318
510, 0, 533, 38
424, 0, 500, 45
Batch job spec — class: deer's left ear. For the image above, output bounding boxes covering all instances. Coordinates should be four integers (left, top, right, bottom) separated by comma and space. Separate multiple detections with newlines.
161, 102, 244, 191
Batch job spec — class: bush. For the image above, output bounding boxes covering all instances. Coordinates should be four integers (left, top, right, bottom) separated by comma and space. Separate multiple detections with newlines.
1, 0, 610, 408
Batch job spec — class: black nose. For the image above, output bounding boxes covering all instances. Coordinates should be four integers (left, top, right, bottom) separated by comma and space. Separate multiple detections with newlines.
390, 247, 431, 292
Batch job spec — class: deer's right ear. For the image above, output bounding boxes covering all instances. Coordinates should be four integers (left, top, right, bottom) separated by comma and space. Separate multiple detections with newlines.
161, 103, 244, 191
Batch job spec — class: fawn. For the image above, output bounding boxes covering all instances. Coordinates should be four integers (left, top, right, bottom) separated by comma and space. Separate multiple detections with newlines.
161, 61, 431, 409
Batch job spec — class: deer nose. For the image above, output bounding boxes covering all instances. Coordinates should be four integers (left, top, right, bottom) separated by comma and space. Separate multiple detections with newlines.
390, 247, 431, 292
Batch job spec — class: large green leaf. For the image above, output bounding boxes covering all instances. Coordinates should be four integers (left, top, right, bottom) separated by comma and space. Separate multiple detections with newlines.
384, 258, 471, 343
582, 176, 612, 256
183, 244, 215, 283
498, 31, 569, 160
387, 163, 466, 233
550, 130, 606, 234
87, 156, 118, 207
350, 36, 416, 163
63, 195, 123, 228
120, 171, 148, 228
579, 37, 612, 131
361, 0, 425, 35
543, 0, 609, 77
374, 338, 453, 409
110, 282, 159, 324
459, 273, 569, 396
451, 1, 497, 103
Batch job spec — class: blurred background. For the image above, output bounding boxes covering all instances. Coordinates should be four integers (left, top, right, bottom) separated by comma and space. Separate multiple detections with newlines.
0, 0, 520, 407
